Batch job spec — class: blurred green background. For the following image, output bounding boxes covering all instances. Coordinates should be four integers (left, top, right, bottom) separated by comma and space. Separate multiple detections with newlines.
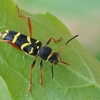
0, 0, 100, 99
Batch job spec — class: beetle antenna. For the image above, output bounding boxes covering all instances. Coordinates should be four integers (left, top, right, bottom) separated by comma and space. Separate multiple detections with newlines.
59, 35, 78, 53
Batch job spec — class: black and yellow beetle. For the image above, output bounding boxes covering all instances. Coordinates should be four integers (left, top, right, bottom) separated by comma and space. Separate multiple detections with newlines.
0, 5, 78, 93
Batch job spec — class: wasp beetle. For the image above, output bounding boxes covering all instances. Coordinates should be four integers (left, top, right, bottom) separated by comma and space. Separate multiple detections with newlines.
0, 5, 78, 93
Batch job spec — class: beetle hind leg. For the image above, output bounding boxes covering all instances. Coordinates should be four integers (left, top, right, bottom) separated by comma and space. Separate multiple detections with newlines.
28, 57, 38, 93
0, 40, 21, 51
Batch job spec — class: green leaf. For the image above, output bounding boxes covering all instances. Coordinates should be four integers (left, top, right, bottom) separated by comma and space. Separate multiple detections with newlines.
0, 0, 100, 100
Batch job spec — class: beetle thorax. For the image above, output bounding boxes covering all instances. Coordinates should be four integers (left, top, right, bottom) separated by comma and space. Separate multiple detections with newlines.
38, 46, 59, 65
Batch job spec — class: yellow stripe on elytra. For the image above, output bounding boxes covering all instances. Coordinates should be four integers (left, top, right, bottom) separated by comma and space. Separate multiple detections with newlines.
12, 33, 21, 43
2, 33, 7, 38
35, 40, 39, 43
29, 48, 34, 54
37, 46, 39, 49
2, 30, 9, 38
21, 36, 31, 50
5, 30, 9, 33
46, 50, 54, 61
27, 36, 31, 43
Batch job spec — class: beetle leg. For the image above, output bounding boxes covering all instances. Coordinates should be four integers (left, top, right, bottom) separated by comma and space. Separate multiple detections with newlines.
16, 5, 32, 38
46, 37, 62, 45
0, 40, 21, 51
28, 57, 38, 93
